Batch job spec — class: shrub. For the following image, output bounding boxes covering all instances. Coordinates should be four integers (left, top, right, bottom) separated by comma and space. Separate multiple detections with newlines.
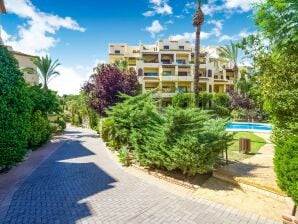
172, 92, 195, 108
106, 93, 163, 151
274, 135, 298, 205
0, 46, 32, 168
212, 93, 232, 117
118, 146, 130, 166
199, 92, 213, 109
103, 93, 233, 176
56, 117, 66, 133
28, 111, 51, 149
160, 107, 232, 175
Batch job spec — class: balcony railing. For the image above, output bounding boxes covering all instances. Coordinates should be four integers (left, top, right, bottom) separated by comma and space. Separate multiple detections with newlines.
144, 73, 158, 77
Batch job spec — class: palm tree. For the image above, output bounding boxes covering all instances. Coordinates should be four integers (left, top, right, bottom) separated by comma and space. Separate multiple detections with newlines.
193, 0, 206, 107
218, 41, 239, 81
114, 59, 129, 72
34, 55, 60, 90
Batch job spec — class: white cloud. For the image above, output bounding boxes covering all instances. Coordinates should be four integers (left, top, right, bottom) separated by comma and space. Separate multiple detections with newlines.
201, 0, 264, 16
183, 2, 197, 14
3, 0, 85, 55
48, 65, 88, 95
146, 20, 165, 38
169, 31, 211, 42
169, 19, 223, 42
49, 59, 106, 96
224, 0, 263, 12
143, 0, 172, 17
219, 30, 255, 42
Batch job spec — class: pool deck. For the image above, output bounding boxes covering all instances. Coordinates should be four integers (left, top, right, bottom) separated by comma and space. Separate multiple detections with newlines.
213, 133, 287, 199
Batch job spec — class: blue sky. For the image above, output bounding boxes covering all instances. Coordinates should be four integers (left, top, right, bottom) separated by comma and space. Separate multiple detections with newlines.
1, 0, 258, 95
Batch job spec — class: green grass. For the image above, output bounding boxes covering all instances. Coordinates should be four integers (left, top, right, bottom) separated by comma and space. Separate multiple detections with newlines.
227, 132, 267, 161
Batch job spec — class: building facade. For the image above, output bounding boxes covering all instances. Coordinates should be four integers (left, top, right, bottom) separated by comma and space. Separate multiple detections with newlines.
7, 46, 39, 85
109, 39, 238, 102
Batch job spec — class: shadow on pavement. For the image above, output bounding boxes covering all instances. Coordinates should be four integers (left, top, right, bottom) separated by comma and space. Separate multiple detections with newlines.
2, 138, 117, 224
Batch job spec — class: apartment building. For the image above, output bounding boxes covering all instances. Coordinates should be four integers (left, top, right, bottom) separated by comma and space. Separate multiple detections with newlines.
7, 46, 39, 85
109, 39, 238, 102
0, 0, 39, 85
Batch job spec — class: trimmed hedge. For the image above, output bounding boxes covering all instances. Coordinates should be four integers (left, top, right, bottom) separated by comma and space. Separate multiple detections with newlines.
274, 135, 298, 205
0, 45, 31, 168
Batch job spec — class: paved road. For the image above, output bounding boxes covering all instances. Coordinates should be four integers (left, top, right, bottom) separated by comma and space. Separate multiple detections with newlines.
1, 127, 279, 224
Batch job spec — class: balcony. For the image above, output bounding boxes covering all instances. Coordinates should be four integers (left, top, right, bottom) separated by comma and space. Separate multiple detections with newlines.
136, 60, 159, 68
144, 73, 159, 77
161, 76, 193, 82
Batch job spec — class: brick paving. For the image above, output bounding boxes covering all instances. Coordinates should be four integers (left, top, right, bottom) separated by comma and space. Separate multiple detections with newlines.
1, 127, 281, 224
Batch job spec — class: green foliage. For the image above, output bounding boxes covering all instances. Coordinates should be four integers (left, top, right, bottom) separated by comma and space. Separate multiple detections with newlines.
212, 93, 231, 117
199, 92, 213, 109
28, 111, 51, 149
160, 108, 232, 175
118, 146, 130, 166
27, 85, 60, 114
0, 46, 32, 168
240, 0, 298, 203
105, 93, 163, 151
274, 135, 298, 205
64, 92, 100, 128
103, 93, 233, 176
0, 46, 62, 169
33, 55, 60, 90
172, 92, 195, 108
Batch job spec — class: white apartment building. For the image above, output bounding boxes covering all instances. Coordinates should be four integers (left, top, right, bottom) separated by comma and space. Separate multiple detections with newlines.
109, 39, 238, 102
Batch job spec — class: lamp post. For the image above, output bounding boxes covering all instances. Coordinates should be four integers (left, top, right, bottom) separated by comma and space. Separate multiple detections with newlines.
193, 0, 205, 107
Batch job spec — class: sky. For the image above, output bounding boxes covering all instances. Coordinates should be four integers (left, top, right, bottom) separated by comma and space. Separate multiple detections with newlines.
1, 0, 260, 95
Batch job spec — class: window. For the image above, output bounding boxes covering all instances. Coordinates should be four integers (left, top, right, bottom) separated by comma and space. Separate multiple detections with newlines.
179, 46, 184, 50
114, 50, 120, 54
208, 70, 212, 77
163, 71, 172, 76
163, 45, 170, 50
176, 59, 186, 64
178, 72, 187, 76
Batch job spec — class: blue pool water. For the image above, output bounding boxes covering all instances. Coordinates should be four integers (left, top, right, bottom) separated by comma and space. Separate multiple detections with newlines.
226, 122, 272, 132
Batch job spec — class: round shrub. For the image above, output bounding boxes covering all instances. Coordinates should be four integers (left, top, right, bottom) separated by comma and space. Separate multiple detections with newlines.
0, 46, 31, 168
274, 135, 298, 205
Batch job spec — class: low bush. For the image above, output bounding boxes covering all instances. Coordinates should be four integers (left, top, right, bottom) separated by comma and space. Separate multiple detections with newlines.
118, 146, 130, 166
160, 107, 232, 175
28, 111, 51, 149
274, 135, 298, 205
172, 92, 195, 108
103, 93, 233, 176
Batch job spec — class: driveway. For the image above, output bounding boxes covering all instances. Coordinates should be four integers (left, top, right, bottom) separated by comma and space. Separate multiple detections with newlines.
1, 127, 279, 224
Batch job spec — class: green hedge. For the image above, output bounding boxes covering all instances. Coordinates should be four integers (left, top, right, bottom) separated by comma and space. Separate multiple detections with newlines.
28, 111, 51, 149
0, 45, 32, 168
274, 135, 298, 205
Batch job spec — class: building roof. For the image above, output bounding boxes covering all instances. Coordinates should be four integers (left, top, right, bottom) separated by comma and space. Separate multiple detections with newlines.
11, 50, 36, 58
0, 0, 6, 13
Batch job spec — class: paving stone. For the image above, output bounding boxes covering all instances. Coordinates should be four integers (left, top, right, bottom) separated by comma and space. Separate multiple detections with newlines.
1, 127, 280, 224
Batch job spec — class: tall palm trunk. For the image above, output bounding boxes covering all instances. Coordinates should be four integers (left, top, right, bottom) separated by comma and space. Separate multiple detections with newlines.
193, 2, 204, 107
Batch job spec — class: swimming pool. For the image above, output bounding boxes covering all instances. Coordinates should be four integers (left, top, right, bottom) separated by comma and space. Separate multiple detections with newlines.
226, 122, 272, 132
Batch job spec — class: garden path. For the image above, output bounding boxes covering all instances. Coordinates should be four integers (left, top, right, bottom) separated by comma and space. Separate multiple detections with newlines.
0, 127, 280, 224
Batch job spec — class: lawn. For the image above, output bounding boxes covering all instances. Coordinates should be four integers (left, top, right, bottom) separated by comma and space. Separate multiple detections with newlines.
227, 132, 267, 161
